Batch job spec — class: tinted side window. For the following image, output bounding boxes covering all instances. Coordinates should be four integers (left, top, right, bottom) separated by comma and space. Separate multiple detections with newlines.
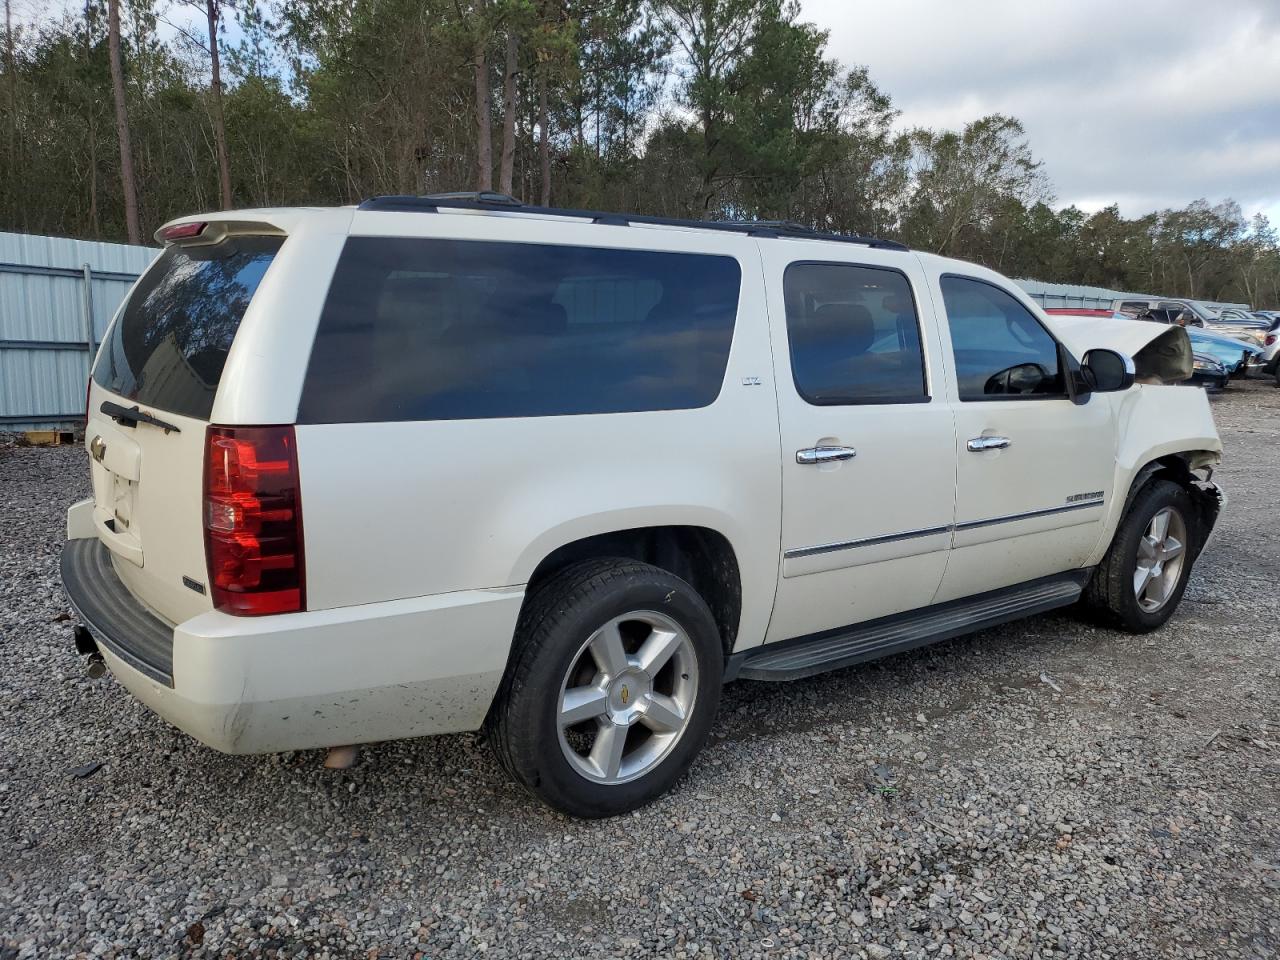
940, 276, 1064, 400
784, 262, 928, 404
92, 236, 283, 420
298, 238, 741, 422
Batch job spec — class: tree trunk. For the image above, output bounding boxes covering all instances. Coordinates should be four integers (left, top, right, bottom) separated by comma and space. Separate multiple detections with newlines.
4, 0, 14, 158
473, 34, 493, 191
207, 0, 233, 209
107, 0, 141, 244
538, 64, 550, 206
498, 30, 518, 196
88, 119, 100, 237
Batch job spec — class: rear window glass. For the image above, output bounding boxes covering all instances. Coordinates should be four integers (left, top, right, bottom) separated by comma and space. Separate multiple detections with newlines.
297, 237, 742, 423
783, 262, 928, 404
92, 236, 282, 420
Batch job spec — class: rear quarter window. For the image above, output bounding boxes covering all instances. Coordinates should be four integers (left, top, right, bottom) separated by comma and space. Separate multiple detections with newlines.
297, 237, 742, 422
92, 236, 283, 420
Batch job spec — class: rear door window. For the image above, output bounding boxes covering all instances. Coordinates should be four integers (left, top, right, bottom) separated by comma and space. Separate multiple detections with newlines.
783, 262, 928, 404
92, 235, 283, 420
298, 237, 742, 422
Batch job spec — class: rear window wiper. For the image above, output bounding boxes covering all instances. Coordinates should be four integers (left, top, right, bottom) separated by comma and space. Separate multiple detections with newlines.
99, 400, 182, 434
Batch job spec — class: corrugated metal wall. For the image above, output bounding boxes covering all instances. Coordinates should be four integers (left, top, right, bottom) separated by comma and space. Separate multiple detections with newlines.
0, 231, 158, 431
1015, 278, 1249, 314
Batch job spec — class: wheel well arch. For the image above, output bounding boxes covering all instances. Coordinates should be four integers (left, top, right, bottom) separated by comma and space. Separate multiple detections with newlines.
1123, 450, 1215, 509
525, 526, 743, 657
1120, 450, 1222, 553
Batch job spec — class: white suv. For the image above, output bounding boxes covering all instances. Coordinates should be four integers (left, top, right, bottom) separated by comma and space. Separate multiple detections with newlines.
63, 195, 1225, 817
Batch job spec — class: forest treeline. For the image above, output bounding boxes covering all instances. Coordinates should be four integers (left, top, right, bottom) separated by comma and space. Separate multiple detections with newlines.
3, 0, 1278, 305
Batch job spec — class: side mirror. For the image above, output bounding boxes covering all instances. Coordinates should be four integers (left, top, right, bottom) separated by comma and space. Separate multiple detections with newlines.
1081, 348, 1135, 393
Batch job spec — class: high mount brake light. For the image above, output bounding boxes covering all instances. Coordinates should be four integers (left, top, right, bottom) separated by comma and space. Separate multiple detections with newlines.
160, 221, 207, 242
203, 426, 305, 615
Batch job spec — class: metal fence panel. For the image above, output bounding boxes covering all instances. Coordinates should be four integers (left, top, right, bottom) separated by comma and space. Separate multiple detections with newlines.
1016, 278, 1249, 314
0, 231, 158, 431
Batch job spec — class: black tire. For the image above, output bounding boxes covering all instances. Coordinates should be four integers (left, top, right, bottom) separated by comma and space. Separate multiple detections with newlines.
1081, 479, 1199, 633
486, 559, 723, 818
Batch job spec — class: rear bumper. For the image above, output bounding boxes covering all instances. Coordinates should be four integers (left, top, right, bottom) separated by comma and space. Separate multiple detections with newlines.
62, 538, 176, 684
61, 537, 523, 753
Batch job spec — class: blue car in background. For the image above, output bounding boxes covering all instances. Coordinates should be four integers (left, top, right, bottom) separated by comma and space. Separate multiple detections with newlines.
1187, 326, 1263, 378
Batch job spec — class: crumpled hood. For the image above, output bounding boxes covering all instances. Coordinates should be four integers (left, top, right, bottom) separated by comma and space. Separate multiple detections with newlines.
1040, 314, 1170, 357
1040, 314, 1194, 384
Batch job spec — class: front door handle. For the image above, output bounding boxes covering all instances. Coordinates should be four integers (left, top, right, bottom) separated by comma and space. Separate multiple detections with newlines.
797, 445, 857, 465
967, 435, 1012, 452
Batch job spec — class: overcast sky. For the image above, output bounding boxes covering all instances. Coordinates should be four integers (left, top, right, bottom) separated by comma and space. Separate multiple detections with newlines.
802, 0, 1280, 224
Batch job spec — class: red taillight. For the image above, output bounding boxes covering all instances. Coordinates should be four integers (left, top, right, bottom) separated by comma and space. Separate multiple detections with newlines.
1267, 334, 1277, 347
160, 221, 207, 242
203, 425, 305, 616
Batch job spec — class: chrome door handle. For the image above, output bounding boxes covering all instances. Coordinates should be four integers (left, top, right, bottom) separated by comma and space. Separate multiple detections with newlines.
967, 435, 1012, 452
796, 445, 857, 465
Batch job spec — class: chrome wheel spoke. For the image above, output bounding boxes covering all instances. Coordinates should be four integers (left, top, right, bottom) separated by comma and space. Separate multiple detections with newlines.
590, 722, 628, 780
636, 627, 683, 675
1163, 536, 1184, 560
640, 693, 685, 734
560, 685, 609, 727
1149, 509, 1170, 542
589, 620, 630, 677
1133, 564, 1155, 597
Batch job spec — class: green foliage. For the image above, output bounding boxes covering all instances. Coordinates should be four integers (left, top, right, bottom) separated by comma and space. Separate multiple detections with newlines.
0, 0, 1277, 305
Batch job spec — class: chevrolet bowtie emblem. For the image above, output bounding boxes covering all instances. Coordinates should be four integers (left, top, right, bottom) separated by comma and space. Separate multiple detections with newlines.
619, 685, 630, 705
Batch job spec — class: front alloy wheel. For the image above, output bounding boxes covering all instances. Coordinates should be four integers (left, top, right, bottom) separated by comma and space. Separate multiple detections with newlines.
1133, 507, 1187, 613
1081, 478, 1199, 633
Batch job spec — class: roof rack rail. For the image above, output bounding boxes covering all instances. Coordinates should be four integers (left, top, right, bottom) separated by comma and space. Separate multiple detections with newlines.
357, 194, 909, 251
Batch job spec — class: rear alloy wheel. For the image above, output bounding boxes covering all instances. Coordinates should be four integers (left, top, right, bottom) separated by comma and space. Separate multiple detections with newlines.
556, 611, 699, 785
1082, 479, 1199, 632
487, 559, 723, 818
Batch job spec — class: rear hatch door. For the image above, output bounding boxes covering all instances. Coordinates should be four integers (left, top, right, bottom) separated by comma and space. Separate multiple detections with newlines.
87, 231, 284, 625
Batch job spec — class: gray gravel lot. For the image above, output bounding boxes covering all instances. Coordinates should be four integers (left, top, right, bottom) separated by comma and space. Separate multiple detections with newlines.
2, 382, 1279, 959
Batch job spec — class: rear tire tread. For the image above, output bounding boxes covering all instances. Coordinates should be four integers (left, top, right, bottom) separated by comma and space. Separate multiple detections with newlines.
485, 558, 720, 816
488, 559, 645, 778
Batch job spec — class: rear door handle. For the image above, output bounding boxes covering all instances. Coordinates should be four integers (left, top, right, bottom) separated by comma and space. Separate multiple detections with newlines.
966, 435, 1011, 452
796, 445, 857, 465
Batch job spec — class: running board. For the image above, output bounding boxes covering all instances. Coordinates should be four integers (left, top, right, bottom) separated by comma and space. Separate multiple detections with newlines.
729, 570, 1091, 682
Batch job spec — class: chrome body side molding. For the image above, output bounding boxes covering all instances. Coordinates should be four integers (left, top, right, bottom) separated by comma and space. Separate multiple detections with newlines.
783, 497, 1105, 562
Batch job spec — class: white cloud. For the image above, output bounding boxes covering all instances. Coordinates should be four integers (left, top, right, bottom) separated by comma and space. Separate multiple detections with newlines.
803, 0, 1280, 221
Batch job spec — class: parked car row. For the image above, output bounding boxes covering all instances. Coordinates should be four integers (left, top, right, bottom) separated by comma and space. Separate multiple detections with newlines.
1111, 297, 1273, 349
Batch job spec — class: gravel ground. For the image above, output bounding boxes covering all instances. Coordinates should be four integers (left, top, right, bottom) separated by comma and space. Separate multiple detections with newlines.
2, 382, 1279, 960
